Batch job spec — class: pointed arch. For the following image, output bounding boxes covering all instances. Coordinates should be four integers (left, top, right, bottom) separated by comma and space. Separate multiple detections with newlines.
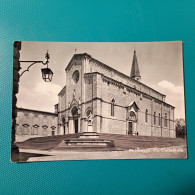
71, 106, 78, 116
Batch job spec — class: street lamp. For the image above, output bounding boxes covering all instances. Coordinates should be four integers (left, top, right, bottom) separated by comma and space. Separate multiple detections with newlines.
19, 51, 53, 82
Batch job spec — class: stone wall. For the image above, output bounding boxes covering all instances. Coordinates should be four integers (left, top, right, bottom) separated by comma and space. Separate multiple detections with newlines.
16, 108, 58, 142
58, 86, 66, 113
86, 72, 176, 138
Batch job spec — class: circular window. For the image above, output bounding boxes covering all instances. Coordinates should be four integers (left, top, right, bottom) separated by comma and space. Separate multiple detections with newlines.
72, 70, 79, 84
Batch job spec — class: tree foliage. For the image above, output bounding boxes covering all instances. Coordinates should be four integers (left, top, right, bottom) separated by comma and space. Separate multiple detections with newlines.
175, 118, 186, 138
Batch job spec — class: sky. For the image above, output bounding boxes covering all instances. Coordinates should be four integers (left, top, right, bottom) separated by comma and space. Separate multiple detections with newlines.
17, 41, 185, 119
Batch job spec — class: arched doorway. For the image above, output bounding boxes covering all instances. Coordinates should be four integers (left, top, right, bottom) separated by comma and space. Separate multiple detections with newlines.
127, 111, 137, 135
128, 122, 133, 135
71, 106, 79, 133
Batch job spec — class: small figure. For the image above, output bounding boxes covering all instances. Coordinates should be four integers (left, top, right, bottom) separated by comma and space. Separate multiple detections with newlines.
88, 112, 93, 125
78, 97, 81, 104
73, 89, 76, 98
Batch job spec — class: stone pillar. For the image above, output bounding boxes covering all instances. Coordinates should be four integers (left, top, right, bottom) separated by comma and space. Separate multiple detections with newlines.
134, 122, 137, 135
11, 41, 21, 162
66, 123, 69, 134
68, 119, 74, 134
60, 125, 64, 135
87, 123, 93, 132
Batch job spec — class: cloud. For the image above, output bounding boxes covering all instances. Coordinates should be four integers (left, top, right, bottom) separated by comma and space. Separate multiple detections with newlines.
156, 80, 185, 119
158, 80, 184, 94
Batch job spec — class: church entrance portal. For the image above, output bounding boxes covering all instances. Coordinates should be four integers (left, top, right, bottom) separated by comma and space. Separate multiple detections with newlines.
69, 106, 80, 134
74, 119, 78, 133
126, 109, 138, 135
128, 122, 133, 135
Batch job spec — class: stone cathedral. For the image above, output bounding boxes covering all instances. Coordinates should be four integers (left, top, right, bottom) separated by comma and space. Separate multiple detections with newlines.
56, 51, 175, 138
16, 51, 176, 142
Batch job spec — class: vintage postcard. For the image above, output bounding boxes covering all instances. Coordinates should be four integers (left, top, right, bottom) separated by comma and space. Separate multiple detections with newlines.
11, 41, 187, 162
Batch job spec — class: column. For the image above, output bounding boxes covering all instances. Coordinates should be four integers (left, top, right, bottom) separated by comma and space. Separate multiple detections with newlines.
69, 119, 74, 134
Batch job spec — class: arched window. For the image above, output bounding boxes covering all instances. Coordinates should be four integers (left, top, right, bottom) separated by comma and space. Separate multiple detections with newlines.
42, 125, 48, 135
32, 125, 39, 135
154, 112, 156, 125
164, 113, 167, 127
111, 99, 115, 116
51, 126, 56, 136
86, 108, 92, 117
145, 109, 148, 123
22, 124, 29, 135
158, 113, 161, 126
129, 111, 136, 121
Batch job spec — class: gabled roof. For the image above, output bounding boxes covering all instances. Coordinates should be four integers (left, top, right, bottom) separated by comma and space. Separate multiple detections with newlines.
127, 101, 139, 110
65, 53, 91, 71
70, 97, 79, 108
58, 86, 66, 96
64, 52, 166, 99
17, 108, 57, 116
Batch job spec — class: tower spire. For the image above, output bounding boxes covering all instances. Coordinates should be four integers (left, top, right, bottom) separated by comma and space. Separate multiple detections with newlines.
130, 49, 141, 81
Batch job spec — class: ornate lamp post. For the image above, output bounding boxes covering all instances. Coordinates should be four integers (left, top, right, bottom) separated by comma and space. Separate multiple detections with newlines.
19, 50, 53, 81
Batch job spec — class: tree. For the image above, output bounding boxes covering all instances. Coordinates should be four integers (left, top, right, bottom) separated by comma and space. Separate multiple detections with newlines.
175, 118, 186, 138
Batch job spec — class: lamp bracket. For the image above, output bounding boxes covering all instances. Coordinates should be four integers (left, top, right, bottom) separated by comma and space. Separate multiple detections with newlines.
19, 60, 49, 77
19, 51, 51, 78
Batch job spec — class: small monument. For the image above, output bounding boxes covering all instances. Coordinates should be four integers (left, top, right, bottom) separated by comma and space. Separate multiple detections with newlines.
87, 111, 93, 132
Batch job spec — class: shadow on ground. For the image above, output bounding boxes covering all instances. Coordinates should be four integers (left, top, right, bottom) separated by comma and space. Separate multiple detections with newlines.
18, 152, 52, 162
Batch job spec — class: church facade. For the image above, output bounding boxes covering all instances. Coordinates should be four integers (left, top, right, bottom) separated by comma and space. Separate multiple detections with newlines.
56, 52, 176, 138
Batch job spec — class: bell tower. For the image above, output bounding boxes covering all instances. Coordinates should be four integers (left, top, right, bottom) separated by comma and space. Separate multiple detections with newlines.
130, 50, 141, 81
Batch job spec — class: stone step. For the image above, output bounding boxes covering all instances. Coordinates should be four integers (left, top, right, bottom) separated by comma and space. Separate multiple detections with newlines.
79, 132, 100, 138
79, 135, 100, 139
81, 132, 99, 135
56, 139, 114, 148
65, 140, 112, 146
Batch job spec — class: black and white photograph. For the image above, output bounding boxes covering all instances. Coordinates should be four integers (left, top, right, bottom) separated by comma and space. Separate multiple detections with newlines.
12, 41, 187, 162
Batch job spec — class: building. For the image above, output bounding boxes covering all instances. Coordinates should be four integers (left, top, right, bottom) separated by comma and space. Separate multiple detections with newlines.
16, 51, 176, 142
57, 51, 175, 138
16, 108, 58, 142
